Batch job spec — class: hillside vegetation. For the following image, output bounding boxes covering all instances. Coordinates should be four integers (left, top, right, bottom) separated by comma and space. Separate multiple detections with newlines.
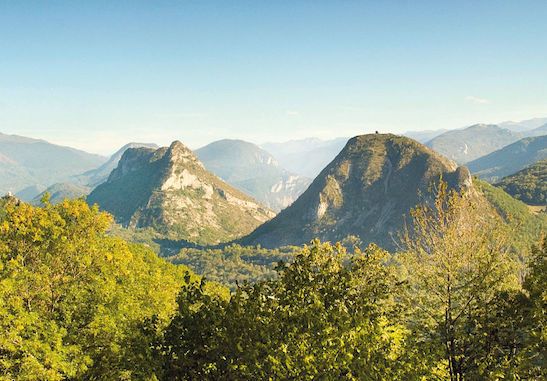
495, 160, 546, 206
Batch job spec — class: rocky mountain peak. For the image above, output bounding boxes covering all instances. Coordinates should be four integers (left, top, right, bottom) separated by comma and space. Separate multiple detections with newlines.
87, 141, 274, 245
240, 133, 473, 250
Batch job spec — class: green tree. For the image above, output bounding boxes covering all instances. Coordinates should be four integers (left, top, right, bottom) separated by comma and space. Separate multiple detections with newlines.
163, 241, 413, 380
0, 198, 193, 380
399, 182, 520, 380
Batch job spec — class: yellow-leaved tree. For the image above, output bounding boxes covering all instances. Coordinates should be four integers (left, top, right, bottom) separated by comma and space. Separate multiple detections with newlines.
399, 181, 520, 380
0, 196, 194, 380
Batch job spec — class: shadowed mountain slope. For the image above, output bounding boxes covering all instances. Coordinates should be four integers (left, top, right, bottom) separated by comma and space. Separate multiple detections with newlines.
495, 160, 546, 206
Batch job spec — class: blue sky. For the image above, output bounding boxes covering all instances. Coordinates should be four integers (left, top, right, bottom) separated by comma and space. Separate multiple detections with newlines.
1, 1, 546, 154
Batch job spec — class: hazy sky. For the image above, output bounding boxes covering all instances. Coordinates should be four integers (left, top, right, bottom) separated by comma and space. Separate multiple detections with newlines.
1, 1, 546, 154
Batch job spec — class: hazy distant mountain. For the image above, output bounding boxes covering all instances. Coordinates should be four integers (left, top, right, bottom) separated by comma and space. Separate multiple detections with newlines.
426, 124, 519, 163
32, 182, 90, 205
522, 123, 547, 137
196, 139, 311, 212
402, 129, 449, 143
75, 142, 159, 188
499, 117, 547, 132
87, 141, 274, 245
261, 137, 348, 178
241, 134, 472, 250
468, 136, 547, 182
0, 132, 106, 198
495, 160, 546, 206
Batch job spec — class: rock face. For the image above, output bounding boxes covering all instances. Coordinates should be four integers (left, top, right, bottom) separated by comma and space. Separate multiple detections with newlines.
87, 141, 274, 245
195, 139, 311, 211
241, 134, 472, 250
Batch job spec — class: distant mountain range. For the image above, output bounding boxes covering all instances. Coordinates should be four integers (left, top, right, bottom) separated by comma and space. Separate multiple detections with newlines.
87, 141, 274, 245
426, 124, 520, 164
426, 123, 547, 164
195, 139, 311, 211
261, 137, 349, 178
499, 117, 547, 132
0, 132, 106, 197
402, 129, 449, 143
468, 135, 547, 182
241, 134, 473, 250
32, 182, 91, 205
29, 143, 160, 204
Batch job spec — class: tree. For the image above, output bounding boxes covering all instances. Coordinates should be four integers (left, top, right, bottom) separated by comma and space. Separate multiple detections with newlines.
0, 198, 193, 380
399, 181, 520, 380
163, 241, 413, 380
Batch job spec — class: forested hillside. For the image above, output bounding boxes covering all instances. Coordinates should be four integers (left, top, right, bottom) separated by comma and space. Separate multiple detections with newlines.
495, 160, 546, 206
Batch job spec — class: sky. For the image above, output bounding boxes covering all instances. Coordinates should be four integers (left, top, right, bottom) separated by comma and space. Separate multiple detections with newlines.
1, 1, 546, 155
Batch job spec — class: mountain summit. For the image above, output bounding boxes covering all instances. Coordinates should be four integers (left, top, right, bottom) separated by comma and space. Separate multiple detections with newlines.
241, 134, 472, 249
87, 141, 274, 245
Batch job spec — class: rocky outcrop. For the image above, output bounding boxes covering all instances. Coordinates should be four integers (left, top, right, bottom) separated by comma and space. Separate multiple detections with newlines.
87, 141, 274, 245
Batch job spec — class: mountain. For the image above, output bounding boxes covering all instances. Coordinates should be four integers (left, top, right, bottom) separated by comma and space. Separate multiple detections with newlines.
241, 134, 472, 250
499, 117, 547, 132
74, 142, 159, 188
32, 182, 90, 205
495, 160, 546, 206
522, 122, 547, 137
195, 139, 311, 211
87, 141, 274, 245
402, 129, 449, 143
261, 137, 349, 178
0, 132, 106, 198
28, 143, 161, 204
467, 136, 547, 182
426, 124, 519, 163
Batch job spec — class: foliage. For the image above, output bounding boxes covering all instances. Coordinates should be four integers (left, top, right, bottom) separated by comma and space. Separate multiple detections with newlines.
399, 181, 522, 380
162, 241, 414, 380
0, 198, 197, 380
165, 244, 296, 289
475, 178, 547, 263
496, 159, 546, 206
1, 186, 545, 380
